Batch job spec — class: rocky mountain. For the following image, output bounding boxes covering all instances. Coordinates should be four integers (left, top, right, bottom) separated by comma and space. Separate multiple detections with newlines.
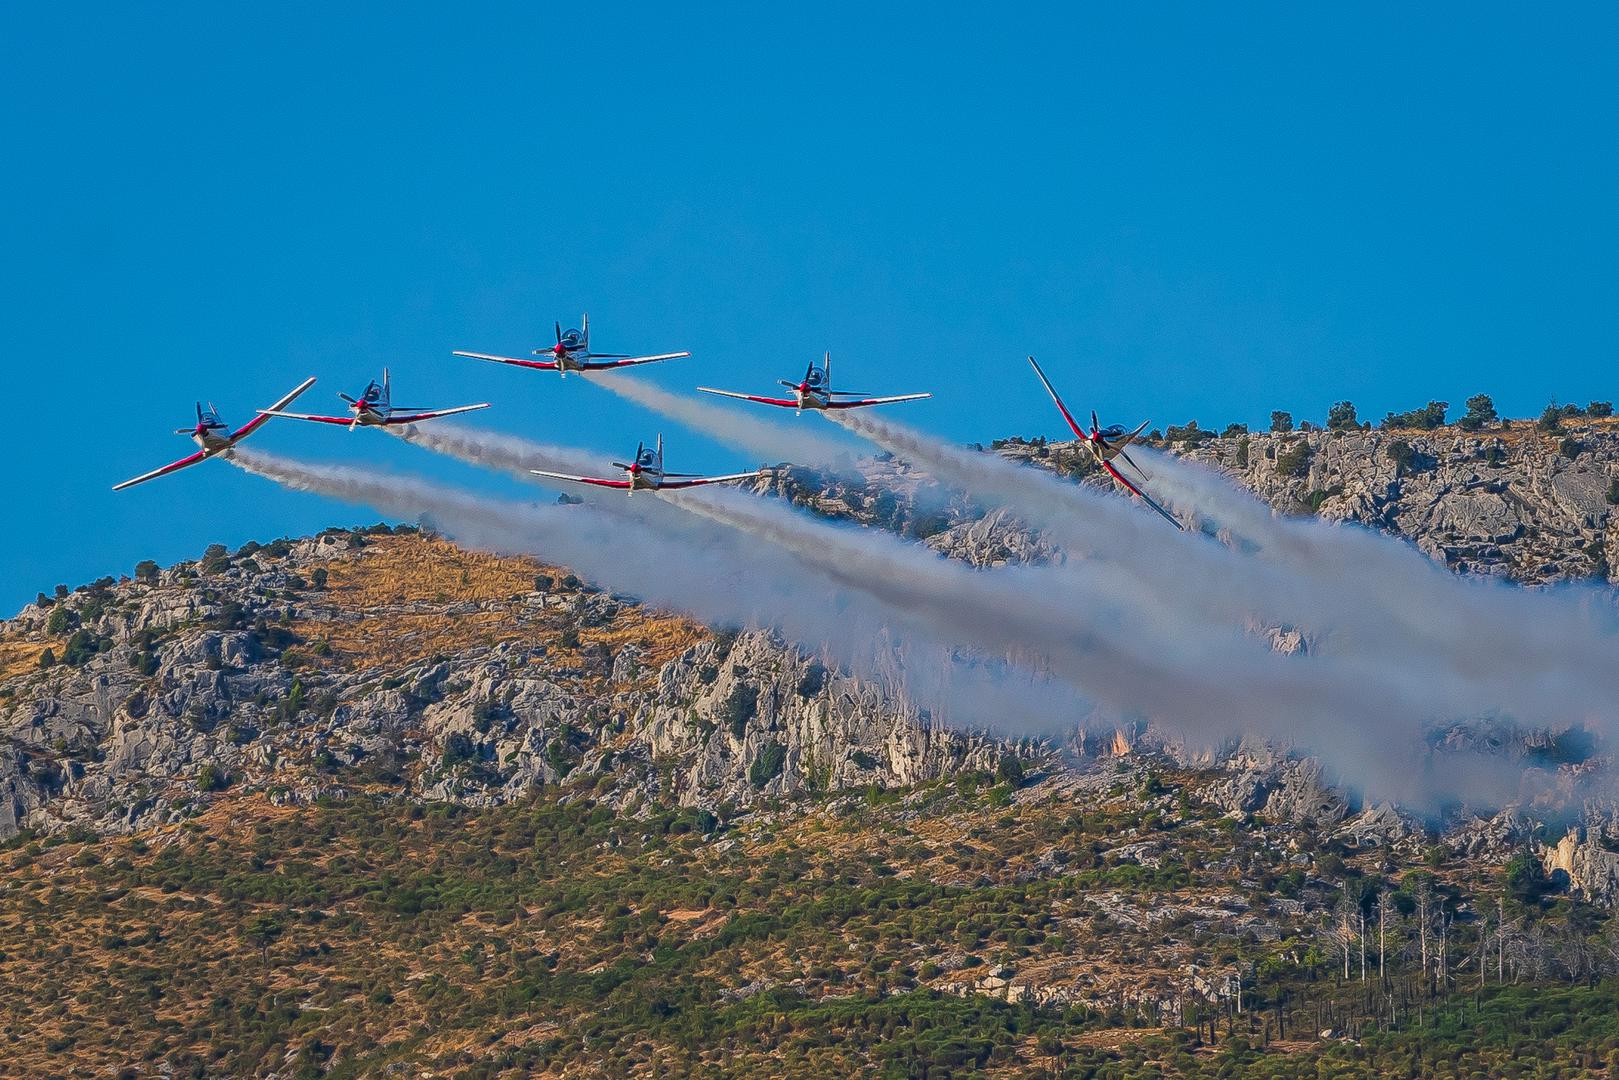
5, 415, 1616, 860
995, 413, 1619, 584
0, 530, 999, 846
5, 414, 1619, 1077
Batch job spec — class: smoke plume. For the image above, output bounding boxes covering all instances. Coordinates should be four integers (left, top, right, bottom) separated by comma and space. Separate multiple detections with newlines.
228, 448, 1089, 732
824, 410, 1619, 806
582, 372, 857, 468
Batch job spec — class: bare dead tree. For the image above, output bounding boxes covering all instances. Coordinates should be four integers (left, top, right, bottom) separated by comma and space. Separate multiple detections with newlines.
1378, 889, 1387, 983
1338, 881, 1354, 981
1415, 878, 1432, 995
1437, 910, 1451, 991
1498, 894, 1506, 983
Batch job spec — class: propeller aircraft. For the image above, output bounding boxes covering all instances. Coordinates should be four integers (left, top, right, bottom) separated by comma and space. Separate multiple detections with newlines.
697, 352, 930, 412
1026, 356, 1182, 530
113, 377, 318, 491
454, 314, 689, 377
531, 435, 763, 495
258, 369, 489, 431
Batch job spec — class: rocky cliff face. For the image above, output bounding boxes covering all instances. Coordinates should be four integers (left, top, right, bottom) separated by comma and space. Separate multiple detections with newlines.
0, 529, 993, 842
3, 415, 1615, 873
994, 416, 1619, 584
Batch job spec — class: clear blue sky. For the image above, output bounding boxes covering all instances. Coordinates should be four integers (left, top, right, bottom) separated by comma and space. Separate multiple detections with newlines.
5, 4, 1616, 610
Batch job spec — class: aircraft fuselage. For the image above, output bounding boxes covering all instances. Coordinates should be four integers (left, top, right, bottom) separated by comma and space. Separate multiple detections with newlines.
349, 404, 390, 426
536, 339, 590, 373
194, 430, 230, 452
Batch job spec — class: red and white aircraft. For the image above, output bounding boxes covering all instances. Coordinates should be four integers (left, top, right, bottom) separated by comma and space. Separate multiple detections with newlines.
697, 352, 930, 412
454, 314, 689, 377
258, 369, 489, 431
531, 435, 762, 495
1026, 355, 1182, 530
113, 377, 317, 491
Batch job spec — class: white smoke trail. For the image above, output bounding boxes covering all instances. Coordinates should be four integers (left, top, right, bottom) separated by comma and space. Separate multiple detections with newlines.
227, 449, 1089, 732
666, 487, 1590, 809
826, 411, 1619, 796
582, 372, 859, 468
389, 422, 606, 483
1131, 442, 1619, 701
830, 410, 1619, 700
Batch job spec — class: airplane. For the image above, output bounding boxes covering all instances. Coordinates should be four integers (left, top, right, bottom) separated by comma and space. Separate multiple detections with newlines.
453, 313, 689, 377
257, 369, 489, 430
113, 376, 318, 491
1026, 355, 1182, 530
696, 352, 930, 412
531, 435, 763, 495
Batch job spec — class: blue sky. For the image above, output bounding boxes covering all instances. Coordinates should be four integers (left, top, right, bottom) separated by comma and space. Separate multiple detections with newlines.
4, 4, 1616, 610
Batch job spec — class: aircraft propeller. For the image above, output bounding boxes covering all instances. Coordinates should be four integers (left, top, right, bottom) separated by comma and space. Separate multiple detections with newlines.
177, 402, 225, 435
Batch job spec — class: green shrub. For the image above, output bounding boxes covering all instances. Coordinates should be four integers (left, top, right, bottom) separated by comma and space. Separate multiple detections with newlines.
1457, 393, 1497, 431
61, 629, 102, 667
748, 741, 786, 788
200, 543, 230, 575
720, 685, 758, 739
45, 606, 74, 636
1275, 440, 1311, 478
1382, 401, 1447, 430
1326, 401, 1359, 431
996, 755, 1025, 787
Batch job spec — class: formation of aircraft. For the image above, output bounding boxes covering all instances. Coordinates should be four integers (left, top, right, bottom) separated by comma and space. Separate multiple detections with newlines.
113, 377, 318, 491
532, 435, 763, 495
259, 369, 489, 431
111, 312, 1181, 530
697, 352, 930, 413
1026, 355, 1181, 529
454, 314, 689, 377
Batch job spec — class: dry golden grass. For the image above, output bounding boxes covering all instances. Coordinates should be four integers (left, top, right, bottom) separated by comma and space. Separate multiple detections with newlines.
0, 639, 52, 681
288, 533, 703, 679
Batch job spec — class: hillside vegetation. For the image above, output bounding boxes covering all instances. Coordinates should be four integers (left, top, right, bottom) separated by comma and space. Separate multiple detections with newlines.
4, 413, 1619, 1076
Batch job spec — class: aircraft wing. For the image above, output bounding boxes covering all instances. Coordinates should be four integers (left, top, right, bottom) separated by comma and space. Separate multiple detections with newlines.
454, 350, 560, 371
580, 352, 690, 370
227, 376, 318, 442
113, 448, 212, 491
1112, 419, 1151, 453
695, 387, 800, 408
382, 403, 491, 424
255, 410, 358, 426
659, 471, 766, 490
1026, 356, 1088, 440
1101, 460, 1183, 530
824, 393, 932, 409
530, 469, 633, 489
